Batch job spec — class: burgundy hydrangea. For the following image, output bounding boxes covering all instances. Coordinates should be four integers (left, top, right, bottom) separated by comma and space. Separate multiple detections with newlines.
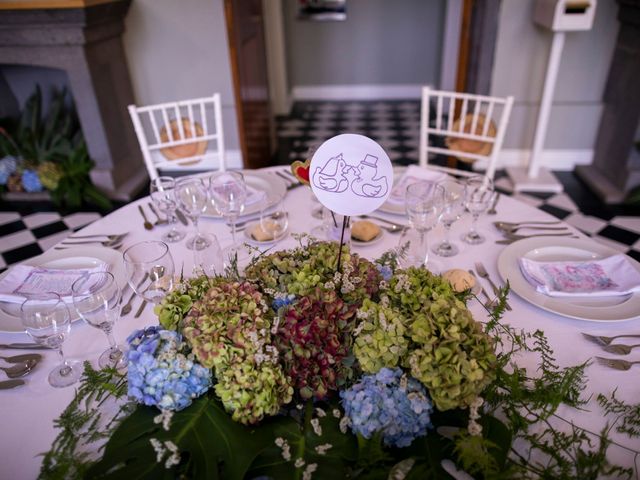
275, 288, 358, 400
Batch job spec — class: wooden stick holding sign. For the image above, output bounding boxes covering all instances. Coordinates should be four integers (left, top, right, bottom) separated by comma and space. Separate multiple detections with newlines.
335, 215, 351, 274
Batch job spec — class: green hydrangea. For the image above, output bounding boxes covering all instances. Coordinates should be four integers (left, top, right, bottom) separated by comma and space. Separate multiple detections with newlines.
354, 267, 496, 411
353, 298, 409, 374
182, 281, 292, 424
37, 161, 63, 191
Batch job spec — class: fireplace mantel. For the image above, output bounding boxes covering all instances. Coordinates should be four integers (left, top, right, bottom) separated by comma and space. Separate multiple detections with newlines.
0, 0, 146, 201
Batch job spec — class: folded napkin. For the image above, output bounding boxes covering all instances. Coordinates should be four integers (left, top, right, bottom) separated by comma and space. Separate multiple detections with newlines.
518, 254, 640, 297
386, 166, 447, 205
0, 264, 109, 304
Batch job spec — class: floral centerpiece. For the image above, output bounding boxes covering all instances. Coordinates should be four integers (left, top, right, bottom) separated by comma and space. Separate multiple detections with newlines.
41, 237, 639, 480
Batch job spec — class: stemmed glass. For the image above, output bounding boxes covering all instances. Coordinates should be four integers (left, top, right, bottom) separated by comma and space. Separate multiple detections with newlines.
404, 181, 445, 268
433, 178, 465, 257
462, 175, 494, 245
123, 241, 175, 304
21, 293, 81, 388
174, 178, 210, 250
150, 176, 185, 243
209, 171, 247, 258
71, 272, 127, 370
193, 233, 223, 277
259, 193, 289, 242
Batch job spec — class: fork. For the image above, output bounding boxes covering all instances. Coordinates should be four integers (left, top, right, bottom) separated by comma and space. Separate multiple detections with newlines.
601, 343, 640, 355
496, 233, 578, 245
474, 262, 512, 311
467, 270, 495, 308
595, 357, 640, 371
582, 333, 640, 346
493, 220, 562, 229
497, 225, 569, 234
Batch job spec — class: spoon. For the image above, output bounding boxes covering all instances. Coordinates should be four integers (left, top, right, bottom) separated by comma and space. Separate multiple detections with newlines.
121, 273, 148, 315
0, 359, 37, 378
138, 205, 154, 231
0, 353, 42, 364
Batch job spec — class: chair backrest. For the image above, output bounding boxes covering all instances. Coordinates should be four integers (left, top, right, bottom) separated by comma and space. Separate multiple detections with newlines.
128, 93, 226, 180
419, 87, 513, 180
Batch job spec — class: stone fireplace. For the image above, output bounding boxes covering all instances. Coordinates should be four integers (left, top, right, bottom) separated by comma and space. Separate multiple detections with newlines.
0, 0, 146, 201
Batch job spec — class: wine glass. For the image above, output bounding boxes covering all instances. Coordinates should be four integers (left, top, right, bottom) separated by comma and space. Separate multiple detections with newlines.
174, 177, 210, 250
259, 193, 289, 242
150, 176, 185, 243
404, 181, 445, 268
433, 178, 465, 257
462, 175, 494, 245
193, 233, 223, 277
21, 293, 81, 388
123, 241, 175, 304
209, 171, 247, 242
71, 272, 127, 370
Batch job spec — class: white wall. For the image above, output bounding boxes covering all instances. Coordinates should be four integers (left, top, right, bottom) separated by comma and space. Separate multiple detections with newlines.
491, 0, 619, 153
123, 0, 242, 166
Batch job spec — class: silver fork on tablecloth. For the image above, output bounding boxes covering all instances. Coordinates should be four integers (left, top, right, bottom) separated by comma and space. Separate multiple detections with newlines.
595, 357, 640, 371
582, 333, 640, 346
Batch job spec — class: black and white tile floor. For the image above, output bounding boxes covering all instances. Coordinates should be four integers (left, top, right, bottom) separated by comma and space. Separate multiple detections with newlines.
1, 100, 639, 271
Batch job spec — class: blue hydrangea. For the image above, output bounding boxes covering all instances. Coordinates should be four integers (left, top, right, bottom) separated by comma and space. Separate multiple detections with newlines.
272, 294, 296, 312
127, 326, 212, 411
376, 264, 393, 282
0, 156, 17, 186
22, 169, 43, 192
340, 367, 433, 448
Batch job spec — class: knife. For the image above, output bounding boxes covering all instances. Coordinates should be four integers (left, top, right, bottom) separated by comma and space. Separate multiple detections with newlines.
175, 209, 189, 226
0, 343, 49, 350
0, 379, 25, 390
134, 300, 148, 318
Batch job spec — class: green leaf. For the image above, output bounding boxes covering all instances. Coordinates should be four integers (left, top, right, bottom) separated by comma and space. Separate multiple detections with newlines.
405, 434, 456, 480
87, 395, 277, 480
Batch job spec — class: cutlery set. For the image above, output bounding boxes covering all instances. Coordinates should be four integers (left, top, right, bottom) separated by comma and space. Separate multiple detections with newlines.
493, 220, 577, 245
0, 350, 42, 388
583, 333, 640, 370
468, 263, 511, 310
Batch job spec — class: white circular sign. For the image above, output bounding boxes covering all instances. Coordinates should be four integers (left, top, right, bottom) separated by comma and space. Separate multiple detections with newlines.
309, 134, 393, 217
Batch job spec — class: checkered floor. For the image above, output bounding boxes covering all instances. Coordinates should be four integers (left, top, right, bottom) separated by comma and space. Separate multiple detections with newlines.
1, 100, 639, 272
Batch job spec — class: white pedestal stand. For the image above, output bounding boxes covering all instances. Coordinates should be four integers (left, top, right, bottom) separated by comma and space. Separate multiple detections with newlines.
507, 31, 565, 194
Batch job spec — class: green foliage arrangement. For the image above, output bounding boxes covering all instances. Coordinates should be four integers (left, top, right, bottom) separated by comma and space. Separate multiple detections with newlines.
39, 240, 640, 479
0, 86, 111, 209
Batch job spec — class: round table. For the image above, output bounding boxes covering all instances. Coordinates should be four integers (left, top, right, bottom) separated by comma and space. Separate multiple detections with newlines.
0, 166, 638, 478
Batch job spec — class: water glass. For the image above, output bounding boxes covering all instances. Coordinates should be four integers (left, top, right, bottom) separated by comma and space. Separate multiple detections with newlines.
123, 241, 175, 304
175, 177, 210, 250
259, 193, 289, 242
21, 293, 81, 388
404, 181, 445, 268
193, 233, 223, 277
462, 175, 494, 245
209, 171, 247, 243
150, 176, 186, 243
72, 272, 127, 370
433, 178, 465, 257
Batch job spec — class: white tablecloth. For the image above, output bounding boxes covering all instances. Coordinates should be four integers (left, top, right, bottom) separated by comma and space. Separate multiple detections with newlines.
0, 166, 638, 478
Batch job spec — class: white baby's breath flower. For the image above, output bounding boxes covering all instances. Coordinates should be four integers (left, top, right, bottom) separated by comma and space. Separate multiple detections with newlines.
315, 407, 326, 418
339, 416, 351, 434
302, 462, 318, 480
310, 418, 322, 436
314, 443, 332, 455
294, 457, 306, 468
332, 408, 341, 419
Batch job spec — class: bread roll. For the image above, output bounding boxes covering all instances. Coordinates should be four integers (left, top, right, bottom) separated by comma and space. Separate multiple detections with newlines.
351, 220, 381, 242
251, 223, 275, 242
442, 269, 475, 292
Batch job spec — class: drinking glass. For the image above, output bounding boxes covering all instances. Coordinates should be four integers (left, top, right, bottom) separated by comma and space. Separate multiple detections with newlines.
193, 233, 223, 277
433, 178, 465, 257
259, 193, 289, 242
404, 181, 445, 268
72, 272, 127, 370
123, 241, 175, 304
209, 171, 247, 243
150, 176, 185, 243
21, 293, 81, 388
462, 175, 494, 245
175, 177, 210, 250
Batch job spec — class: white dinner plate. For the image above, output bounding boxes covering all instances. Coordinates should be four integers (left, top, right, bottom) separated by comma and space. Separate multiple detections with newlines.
497, 237, 640, 322
243, 220, 289, 245
0, 246, 126, 333
202, 171, 287, 218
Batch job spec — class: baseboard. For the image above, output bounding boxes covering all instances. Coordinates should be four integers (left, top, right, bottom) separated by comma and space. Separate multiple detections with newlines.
292, 84, 424, 101
472, 149, 593, 172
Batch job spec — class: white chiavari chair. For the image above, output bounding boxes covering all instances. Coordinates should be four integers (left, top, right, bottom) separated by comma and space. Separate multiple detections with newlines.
419, 87, 513, 180
128, 94, 226, 180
